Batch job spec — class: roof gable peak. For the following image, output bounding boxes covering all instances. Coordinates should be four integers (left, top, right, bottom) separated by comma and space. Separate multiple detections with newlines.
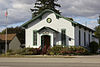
22, 9, 75, 28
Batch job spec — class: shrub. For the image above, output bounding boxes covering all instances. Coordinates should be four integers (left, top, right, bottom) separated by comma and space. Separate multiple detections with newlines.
47, 45, 89, 55
7, 46, 89, 55
61, 46, 89, 55
7, 48, 41, 55
21, 48, 41, 55
47, 45, 63, 55
7, 50, 13, 53
69, 46, 77, 51
60, 47, 69, 55
75, 46, 89, 55
7, 49, 24, 55
89, 41, 99, 53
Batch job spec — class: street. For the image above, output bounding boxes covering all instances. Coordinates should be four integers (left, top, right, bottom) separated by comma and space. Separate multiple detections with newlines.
0, 55, 100, 67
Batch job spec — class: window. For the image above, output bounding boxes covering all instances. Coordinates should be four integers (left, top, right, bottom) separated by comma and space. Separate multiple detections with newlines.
33, 30, 37, 45
69, 38, 71, 41
79, 30, 81, 46
84, 32, 86, 46
61, 29, 66, 46
89, 33, 90, 44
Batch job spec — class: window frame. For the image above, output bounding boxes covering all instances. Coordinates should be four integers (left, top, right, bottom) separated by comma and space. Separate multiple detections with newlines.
84, 32, 86, 46
79, 30, 81, 46
61, 29, 66, 46
33, 30, 37, 46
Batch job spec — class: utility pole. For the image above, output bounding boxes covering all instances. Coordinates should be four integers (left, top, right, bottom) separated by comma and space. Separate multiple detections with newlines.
98, 15, 100, 25
5, 9, 8, 54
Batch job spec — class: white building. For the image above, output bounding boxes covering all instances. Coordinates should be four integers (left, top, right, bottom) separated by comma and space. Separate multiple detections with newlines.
22, 9, 98, 49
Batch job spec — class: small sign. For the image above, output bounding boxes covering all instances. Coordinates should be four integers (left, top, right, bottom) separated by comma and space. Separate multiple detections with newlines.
43, 31, 49, 35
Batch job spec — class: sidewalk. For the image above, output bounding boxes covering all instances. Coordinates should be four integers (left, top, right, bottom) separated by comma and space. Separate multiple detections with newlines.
0, 55, 75, 58
0, 54, 100, 58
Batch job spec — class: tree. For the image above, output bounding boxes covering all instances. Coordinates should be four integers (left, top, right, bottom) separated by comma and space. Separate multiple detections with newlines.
0, 27, 25, 44
95, 16, 100, 46
98, 16, 100, 24
31, 0, 61, 17
89, 41, 99, 53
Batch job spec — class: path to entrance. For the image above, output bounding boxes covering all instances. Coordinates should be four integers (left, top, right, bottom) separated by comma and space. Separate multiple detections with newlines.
0, 55, 100, 67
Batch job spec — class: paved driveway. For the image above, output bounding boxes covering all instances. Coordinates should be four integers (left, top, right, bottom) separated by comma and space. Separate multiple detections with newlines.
0, 55, 100, 67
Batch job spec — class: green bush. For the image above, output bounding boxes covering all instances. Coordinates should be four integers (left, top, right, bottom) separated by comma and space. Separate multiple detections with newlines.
7, 48, 41, 55
60, 47, 69, 55
61, 46, 89, 55
76, 46, 89, 55
69, 46, 77, 51
7, 46, 89, 55
22, 48, 38, 55
47, 45, 89, 55
89, 41, 99, 53
7, 49, 24, 55
47, 45, 63, 55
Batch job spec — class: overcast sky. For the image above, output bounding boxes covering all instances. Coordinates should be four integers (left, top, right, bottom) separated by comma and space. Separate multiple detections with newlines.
0, 0, 100, 31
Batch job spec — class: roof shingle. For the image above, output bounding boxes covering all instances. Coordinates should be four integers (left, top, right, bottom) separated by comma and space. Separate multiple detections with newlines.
0, 34, 16, 43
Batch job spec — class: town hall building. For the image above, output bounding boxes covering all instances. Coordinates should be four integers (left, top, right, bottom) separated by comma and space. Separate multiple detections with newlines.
22, 9, 98, 50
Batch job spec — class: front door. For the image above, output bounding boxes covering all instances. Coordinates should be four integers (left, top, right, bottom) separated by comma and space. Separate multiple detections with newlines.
41, 35, 50, 53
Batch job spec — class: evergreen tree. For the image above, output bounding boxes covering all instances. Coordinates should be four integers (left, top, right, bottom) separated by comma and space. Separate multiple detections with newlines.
31, 0, 61, 18
95, 15, 100, 46
98, 16, 100, 24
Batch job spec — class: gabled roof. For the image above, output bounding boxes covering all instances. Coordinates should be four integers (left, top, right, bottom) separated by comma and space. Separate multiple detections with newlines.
37, 27, 59, 33
0, 34, 16, 43
21, 9, 95, 32
21, 9, 77, 27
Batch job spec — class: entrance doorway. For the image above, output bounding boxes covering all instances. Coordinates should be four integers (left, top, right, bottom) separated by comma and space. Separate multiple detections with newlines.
41, 35, 51, 53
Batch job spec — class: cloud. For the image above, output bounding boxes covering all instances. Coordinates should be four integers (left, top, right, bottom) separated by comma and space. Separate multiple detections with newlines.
59, 0, 100, 18
0, 0, 100, 32
0, 0, 34, 28
87, 21, 99, 29
0, 0, 12, 10
11, 0, 35, 4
